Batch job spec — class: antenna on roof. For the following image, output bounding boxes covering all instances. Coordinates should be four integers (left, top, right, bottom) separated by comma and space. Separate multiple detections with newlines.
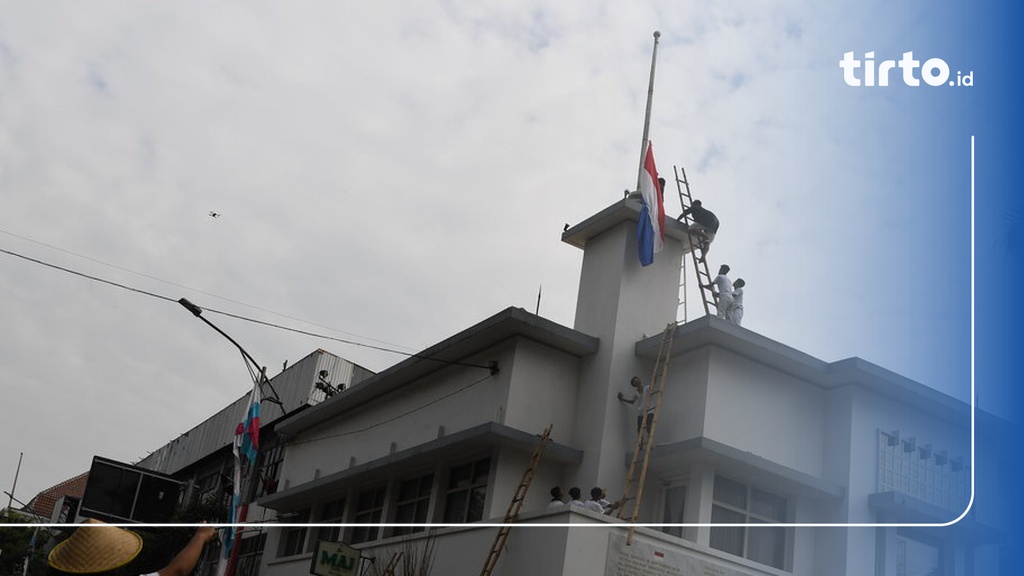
535, 284, 542, 315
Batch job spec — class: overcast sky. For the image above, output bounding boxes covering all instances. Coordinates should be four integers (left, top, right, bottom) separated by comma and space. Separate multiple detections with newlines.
1, 1, 988, 505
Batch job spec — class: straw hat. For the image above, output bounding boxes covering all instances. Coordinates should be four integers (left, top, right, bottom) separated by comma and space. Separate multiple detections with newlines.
48, 518, 144, 574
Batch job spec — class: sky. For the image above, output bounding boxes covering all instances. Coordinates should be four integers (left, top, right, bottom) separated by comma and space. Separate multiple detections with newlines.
0, 1, 1005, 508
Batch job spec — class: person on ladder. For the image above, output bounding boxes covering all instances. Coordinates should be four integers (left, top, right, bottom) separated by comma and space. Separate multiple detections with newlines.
703, 264, 735, 320
617, 376, 654, 436
678, 199, 719, 263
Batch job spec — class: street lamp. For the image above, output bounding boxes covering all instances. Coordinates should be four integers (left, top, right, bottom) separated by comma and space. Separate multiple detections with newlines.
177, 298, 282, 406
178, 298, 280, 576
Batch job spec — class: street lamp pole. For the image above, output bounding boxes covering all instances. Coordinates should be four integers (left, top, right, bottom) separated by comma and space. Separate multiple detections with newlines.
178, 298, 276, 576
178, 298, 283, 405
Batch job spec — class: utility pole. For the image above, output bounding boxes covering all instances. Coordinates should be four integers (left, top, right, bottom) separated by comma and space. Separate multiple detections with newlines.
6, 451, 23, 514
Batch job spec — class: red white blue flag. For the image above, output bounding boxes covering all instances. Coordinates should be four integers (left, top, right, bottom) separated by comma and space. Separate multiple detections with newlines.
237, 382, 260, 464
224, 381, 260, 561
637, 140, 665, 266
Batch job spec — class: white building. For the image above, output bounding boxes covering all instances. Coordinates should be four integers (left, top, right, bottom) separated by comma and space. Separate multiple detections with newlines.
252, 198, 1004, 576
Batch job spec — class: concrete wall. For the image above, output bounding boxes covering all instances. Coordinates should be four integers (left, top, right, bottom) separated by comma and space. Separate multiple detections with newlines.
277, 339, 586, 498
279, 352, 509, 493
701, 346, 827, 478
261, 508, 786, 576
501, 337, 582, 441
650, 346, 711, 444
570, 217, 687, 503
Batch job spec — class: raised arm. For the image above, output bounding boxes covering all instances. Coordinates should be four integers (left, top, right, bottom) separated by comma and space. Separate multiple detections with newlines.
158, 526, 218, 576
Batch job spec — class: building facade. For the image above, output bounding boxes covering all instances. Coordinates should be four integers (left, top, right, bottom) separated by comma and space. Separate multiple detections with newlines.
250, 199, 1003, 576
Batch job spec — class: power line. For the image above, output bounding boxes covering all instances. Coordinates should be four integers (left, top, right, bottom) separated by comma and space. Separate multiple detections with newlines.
0, 246, 178, 304
0, 245, 496, 372
0, 227, 415, 354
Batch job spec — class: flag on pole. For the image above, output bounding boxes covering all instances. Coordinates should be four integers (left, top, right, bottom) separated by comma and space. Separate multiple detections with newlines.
224, 381, 261, 561
637, 140, 665, 266
238, 382, 260, 464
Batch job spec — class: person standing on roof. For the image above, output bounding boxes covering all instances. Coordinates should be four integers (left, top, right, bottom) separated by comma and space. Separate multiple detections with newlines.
678, 200, 719, 263
730, 278, 745, 326
583, 487, 608, 513
567, 487, 585, 506
548, 486, 566, 508
703, 264, 734, 320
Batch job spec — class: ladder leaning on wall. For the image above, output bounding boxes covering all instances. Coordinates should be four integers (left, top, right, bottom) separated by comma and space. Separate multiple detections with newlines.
672, 165, 717, 318
615, 323, 676, 545
479, 424, 553, 576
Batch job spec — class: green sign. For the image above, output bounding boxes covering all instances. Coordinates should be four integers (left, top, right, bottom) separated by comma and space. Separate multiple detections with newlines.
310, 540, 361, 576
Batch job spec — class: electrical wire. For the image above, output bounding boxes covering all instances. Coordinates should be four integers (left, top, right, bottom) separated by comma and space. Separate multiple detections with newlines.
0, 245, 495, 371
0, 227, 415, 353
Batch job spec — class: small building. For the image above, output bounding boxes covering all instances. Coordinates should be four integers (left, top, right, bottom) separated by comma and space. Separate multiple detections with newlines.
252, 198, 1003, 576
21, 472, 89, 523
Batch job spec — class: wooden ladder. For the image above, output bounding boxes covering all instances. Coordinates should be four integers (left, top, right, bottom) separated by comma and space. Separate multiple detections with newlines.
379, 552, 403, 576
616, 324, 676, 545
673, 165, 717, 317
479, 424, 553, 576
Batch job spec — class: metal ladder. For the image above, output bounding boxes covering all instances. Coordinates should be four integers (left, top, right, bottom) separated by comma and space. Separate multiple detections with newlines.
615, 324, 676, 545
479, 424, 553, 576
673, 165, 717, 317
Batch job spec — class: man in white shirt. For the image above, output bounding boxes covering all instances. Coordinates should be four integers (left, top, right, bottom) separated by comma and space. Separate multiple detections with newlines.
567, 486, 585, 506
547, 485, 566, 508
583, 487, 608, 513
617, 376, 653, 434
730, 278, 745, 326
704, 264, 734, 320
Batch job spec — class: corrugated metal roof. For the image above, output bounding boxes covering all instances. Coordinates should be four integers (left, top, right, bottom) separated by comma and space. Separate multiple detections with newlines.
136, 349, 372, 475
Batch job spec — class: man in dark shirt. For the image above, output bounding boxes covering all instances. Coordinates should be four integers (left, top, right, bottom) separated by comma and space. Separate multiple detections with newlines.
678, 200, 718, 262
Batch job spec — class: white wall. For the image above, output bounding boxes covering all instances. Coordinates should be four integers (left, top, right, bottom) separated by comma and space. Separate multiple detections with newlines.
570, 216, 687, 502
701, 347, 827, 478
261, 508, 787, 576
279, 347, 513, 493
502, 337, 582, 440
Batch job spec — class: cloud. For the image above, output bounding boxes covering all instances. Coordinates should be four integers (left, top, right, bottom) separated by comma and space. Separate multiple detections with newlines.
0, 0, 977, 503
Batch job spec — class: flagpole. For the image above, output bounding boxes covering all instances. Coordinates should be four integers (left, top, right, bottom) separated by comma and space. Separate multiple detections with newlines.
635, 30, 661, 193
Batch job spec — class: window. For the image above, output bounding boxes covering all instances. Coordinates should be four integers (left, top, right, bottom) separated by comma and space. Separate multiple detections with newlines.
256, 443, 285, 498
877, 528, 946, 576
895, 529, 942, 576
195, 472, 219, 499
316, 498, 347, 544
235, 532, 266, 576
661, 485, 686, 538
710, 475, 787, 570
278, 509, 309, 557
392, 473, 434, 536
443, 457, 491, 523
877, 430, 968, 513
351, 486, 387, 544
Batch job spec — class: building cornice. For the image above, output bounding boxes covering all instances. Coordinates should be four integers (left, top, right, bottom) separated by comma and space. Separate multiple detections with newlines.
260, 421, 583, 511
646, 436, 845, 500
561, 198, 691, 250
277, 307, 599, 438
635, 317, 971, 422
